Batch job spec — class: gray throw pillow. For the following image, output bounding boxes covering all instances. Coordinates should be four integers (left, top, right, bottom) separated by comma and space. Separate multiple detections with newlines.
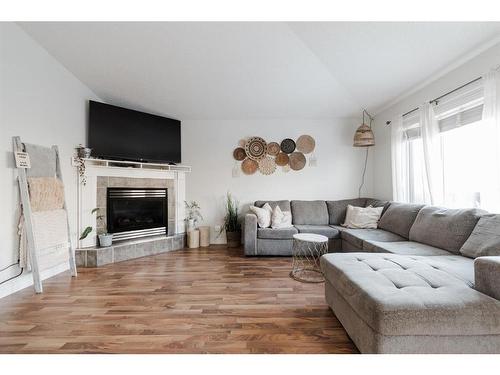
378, 202, 424, 239
460, 214, 500, 258
409, 206, 485, 254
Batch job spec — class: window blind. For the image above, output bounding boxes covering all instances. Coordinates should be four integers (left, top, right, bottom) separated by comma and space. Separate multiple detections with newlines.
402, 78, 484, 139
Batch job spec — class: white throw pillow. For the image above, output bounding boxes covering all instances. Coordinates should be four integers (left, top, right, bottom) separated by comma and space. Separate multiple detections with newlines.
249, 203, 273, 228
271, 205, 293, 229
343, 205, 383, 229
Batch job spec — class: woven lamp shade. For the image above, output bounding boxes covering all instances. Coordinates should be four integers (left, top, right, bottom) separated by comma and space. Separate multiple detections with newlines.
353, 123, 375, 147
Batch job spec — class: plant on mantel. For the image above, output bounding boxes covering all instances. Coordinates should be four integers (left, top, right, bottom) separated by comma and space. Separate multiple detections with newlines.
74, 144, 91, 186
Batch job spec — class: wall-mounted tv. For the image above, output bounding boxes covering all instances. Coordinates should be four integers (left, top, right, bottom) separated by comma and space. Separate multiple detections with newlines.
88, 100, 181, 163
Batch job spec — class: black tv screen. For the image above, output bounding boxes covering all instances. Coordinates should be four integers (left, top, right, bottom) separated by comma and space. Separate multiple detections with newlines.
88, 100, 181, 163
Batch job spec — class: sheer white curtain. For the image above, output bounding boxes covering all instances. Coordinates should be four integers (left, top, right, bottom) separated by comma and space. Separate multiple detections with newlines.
390, 116, 409, 202
419, 103, 444, 206
479, 69, 500, 212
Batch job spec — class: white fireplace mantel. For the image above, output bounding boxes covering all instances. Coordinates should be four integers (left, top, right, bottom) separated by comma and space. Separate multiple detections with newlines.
73, 157, 190, 248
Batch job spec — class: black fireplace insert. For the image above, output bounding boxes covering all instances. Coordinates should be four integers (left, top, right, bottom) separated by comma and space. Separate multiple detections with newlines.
107, 188, 167, 241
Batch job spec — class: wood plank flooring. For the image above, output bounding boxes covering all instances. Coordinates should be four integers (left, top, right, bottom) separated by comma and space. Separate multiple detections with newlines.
0, 246, 357, 353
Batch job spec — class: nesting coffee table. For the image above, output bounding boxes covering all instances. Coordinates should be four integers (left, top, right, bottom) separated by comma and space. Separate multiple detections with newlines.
289, 233, 329, 283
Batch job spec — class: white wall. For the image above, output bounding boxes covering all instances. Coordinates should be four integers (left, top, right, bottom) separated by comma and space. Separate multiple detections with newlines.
0, 23, 100, 297
372, 41, 500, 200
182, 118, 374, 242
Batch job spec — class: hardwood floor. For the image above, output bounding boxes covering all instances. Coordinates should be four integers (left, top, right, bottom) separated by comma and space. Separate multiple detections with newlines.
0, 246, 357, 353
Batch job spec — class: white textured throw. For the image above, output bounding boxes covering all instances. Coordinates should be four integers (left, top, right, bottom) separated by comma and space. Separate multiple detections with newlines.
19, 209, 70, 270
249, 203, 273, 228
343, 205, 383, 229
271, 205, 293, 229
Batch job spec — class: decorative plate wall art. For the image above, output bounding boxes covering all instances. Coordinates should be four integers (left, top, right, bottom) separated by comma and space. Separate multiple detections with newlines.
241, 158, 258, 175
232, 135, 316, 177
267, 142, 280, 156
245, 137, 267, 160
289, 152, 306, 171
233, 147, 246, 161
275, 152, 289, 166
296, 135, 315, 154
258, 156, 277, 175
280, 138, 296, 154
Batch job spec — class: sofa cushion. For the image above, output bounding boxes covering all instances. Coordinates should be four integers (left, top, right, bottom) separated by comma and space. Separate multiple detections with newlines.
341, 228, 406, 249
460, 214, 500, 258
320, 253, 499, 337
363, 240, 452, 256
409, 206, 485, 254
378, 202, 424, 238
291, 200, 329, 225
326, 198, 366, 225
257, 227, 298, 240
365, 198, 390, 212
255, 200, 291, 212
294, 225, 340, 239
475, 256, 500, 300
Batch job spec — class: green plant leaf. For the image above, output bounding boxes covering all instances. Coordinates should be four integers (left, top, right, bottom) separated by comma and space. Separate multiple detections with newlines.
91, 208, 99, 215
79, 226, 93, 240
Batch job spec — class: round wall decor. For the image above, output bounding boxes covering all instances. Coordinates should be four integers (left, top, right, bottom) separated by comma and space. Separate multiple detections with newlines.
245, 137, 267, 160
296, 135, 316, 154
267, 142, 280, 156
233, 147, 246, 161
275, 152, 289, 166
258, 156, 277, 175
280, 138, 296, 154
238, 138, 248, 147
289, 152, 306, 171
241, 158, 258, 175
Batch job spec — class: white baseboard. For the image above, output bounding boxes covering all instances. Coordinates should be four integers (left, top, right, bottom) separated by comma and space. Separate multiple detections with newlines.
0, 263, 70, 299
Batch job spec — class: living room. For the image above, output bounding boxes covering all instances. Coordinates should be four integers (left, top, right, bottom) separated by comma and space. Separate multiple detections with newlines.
2, 0, 500, 371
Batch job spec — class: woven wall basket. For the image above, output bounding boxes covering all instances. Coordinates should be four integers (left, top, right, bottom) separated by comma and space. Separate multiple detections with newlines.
245, 137, 267, 160
275, 152, 289, 166
267, 142, 280, 156
233, 147, 246, 161
258, 156, 277, 175
241, 158, 259, 175
296, 135, 315, 154
289, 152, 306, 170
280, 138, 296, 154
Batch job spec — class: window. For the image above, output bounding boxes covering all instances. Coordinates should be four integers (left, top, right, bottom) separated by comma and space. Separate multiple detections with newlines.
401, 79, 500, 210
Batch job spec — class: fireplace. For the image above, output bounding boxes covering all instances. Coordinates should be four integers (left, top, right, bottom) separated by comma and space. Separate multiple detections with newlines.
107, 188, 168, 241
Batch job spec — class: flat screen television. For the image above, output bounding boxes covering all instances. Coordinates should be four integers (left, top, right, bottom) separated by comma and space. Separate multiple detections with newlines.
88, 100, 181, 163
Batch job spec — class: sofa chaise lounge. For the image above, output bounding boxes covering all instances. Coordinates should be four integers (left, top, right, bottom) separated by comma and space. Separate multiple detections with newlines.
243, 199, 500, 353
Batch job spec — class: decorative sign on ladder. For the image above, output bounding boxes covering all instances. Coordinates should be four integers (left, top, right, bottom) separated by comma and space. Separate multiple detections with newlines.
14, 151, 31, 169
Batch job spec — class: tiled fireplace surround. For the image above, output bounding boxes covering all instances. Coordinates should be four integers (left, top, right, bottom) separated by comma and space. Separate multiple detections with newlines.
75, 163, 187, 267
96, 176, 176, 236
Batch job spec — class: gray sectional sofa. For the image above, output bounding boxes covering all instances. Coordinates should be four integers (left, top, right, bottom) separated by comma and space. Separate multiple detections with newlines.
244, 198, 388, 256
243, 198, 500, 353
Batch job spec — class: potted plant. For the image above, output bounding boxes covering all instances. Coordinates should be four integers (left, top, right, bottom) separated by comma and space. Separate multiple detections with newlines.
185, 200, 203, 231
79, 208, 113, 247
221, 192, 241, 248
97, 232, 113, 247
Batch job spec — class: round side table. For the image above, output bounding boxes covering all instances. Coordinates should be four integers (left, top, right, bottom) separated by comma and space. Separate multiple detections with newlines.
290, 233, 328, 283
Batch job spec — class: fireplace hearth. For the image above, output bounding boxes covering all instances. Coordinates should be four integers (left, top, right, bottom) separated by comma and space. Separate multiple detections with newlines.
107, 188, 168, 241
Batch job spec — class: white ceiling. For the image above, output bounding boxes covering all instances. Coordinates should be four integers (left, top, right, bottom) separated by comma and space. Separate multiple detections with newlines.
18, 22, 500, 120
